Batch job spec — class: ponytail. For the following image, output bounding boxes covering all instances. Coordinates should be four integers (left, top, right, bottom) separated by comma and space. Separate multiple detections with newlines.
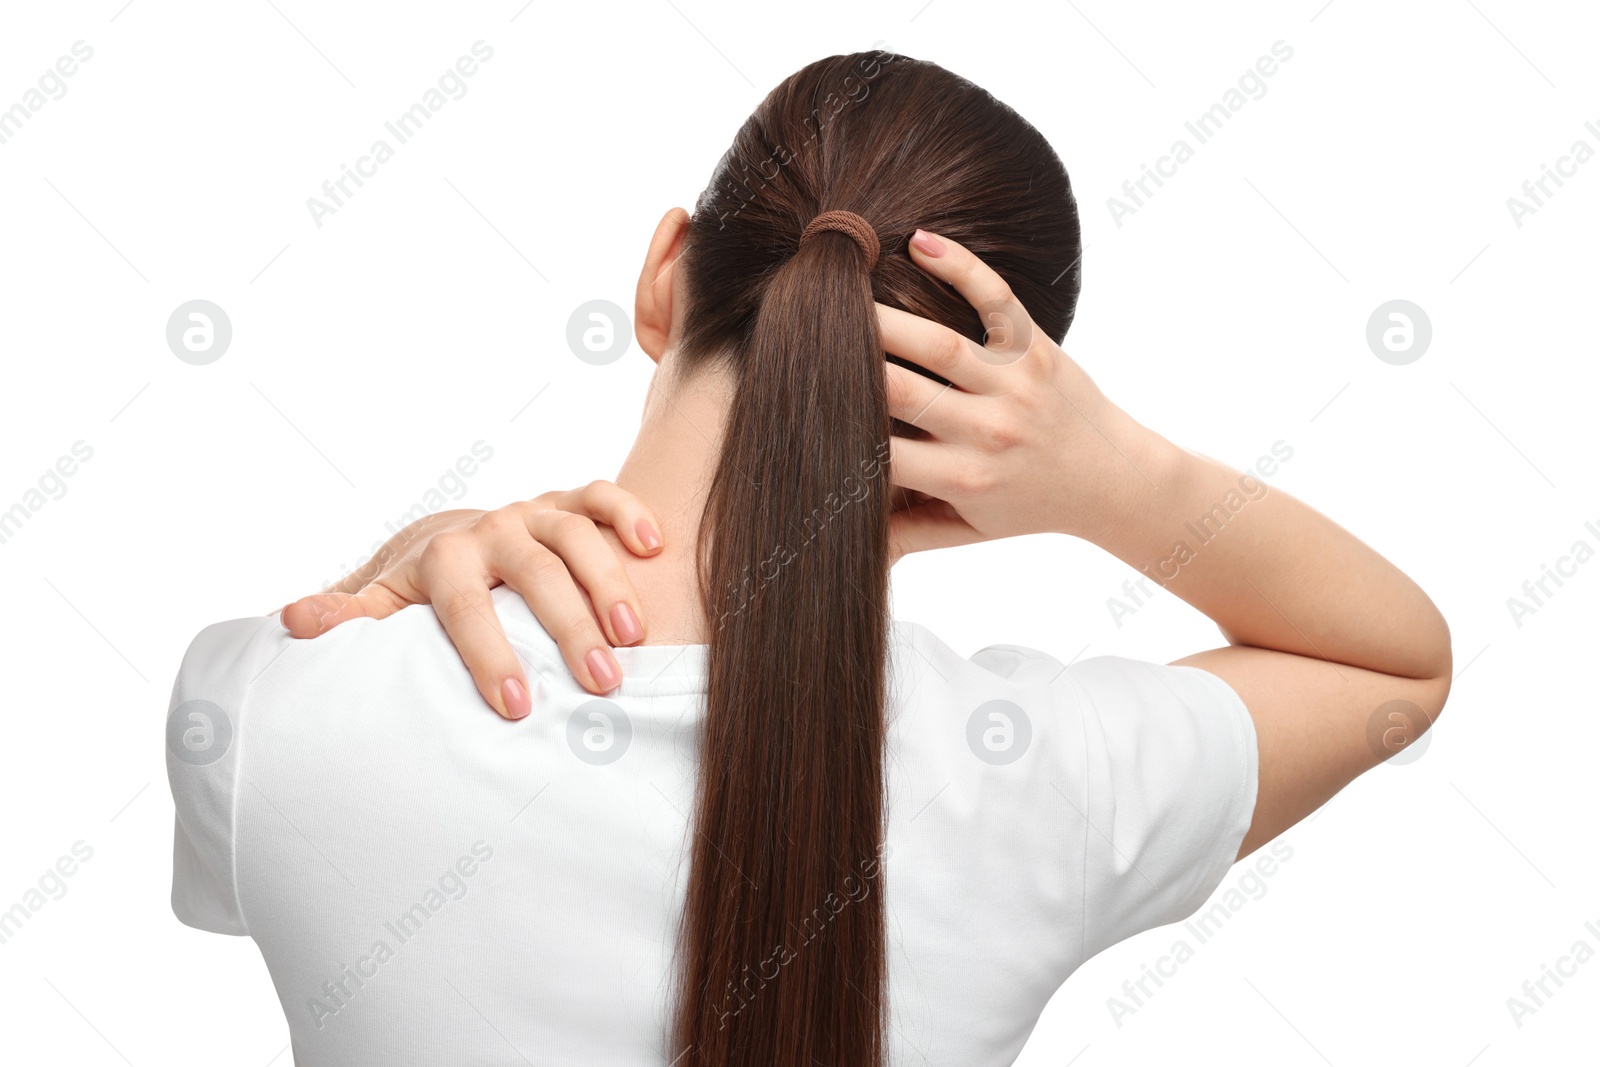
674, 221, 891, 1065
665, 48, 1082, 1066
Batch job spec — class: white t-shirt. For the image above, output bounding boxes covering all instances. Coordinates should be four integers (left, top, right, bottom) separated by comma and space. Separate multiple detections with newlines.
166, 585, 1256, 1066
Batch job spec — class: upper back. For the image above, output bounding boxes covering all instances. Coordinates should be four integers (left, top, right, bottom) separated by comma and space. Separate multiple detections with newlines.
166, 586, 1255, 1066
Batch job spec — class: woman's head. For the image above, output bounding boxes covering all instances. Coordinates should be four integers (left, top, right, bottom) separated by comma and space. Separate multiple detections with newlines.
655, 53, 1079, 1067
677, 51, 1080, 366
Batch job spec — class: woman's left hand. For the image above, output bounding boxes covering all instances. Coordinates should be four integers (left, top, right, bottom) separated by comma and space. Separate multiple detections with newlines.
279, 482, 664, 717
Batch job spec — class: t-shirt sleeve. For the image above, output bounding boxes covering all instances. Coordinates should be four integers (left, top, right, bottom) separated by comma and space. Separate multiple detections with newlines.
1065, 655, 1257, 955
972, 645, 1257, 958
165, 614, 283, 936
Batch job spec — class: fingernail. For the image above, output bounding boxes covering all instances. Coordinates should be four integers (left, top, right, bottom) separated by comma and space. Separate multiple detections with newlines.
611, 602, 644, 645
501, 676, 531, 719
587, 647, 622, 691
910, 229, 944, 257
635, 519, 663, 552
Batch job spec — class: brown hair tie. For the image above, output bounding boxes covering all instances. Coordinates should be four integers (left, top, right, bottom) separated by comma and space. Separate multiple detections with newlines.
799, 210, 880, 270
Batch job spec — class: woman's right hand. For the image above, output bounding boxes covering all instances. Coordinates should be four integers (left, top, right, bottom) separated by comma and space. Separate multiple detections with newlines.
882, 228, 1159, 559
280, 481, 664, 719
888, 230, 1454, 862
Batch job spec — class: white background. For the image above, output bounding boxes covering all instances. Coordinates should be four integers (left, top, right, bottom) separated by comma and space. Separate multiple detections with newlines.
1, 1, 1596, 1063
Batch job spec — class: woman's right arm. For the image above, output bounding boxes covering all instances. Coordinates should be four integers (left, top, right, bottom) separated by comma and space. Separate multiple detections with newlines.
885, 228, 1451, 861
1093, 429, 1451, 858
899, 407, 1453, 860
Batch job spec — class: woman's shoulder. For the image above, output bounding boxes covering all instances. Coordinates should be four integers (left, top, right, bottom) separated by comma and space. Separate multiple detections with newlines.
891, 617, 1250, 710
164, 614, 284, 936
166, 613, 287, 766
888, 618, 1259, 953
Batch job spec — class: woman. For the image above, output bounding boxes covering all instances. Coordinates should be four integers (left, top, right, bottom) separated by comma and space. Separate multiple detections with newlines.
169, 52, 1451, 1066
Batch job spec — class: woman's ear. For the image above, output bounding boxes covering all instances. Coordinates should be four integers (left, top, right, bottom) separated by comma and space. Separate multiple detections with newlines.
635, 208, 692, 363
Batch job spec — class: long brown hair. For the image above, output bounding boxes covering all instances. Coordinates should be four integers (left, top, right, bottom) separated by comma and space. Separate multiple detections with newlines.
670, 52, 1081, 1066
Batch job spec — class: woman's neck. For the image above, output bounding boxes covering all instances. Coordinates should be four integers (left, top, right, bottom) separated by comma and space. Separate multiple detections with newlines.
603, 363, 732, 645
